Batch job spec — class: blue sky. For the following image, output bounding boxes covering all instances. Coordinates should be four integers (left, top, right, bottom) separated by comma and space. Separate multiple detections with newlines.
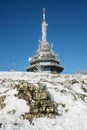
0, 0, 87, 73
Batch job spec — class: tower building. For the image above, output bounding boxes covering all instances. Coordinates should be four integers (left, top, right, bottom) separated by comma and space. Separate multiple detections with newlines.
26, 9, 64, 73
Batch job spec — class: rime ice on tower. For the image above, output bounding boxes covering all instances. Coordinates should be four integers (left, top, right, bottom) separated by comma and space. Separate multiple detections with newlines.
26, 9, 64, 73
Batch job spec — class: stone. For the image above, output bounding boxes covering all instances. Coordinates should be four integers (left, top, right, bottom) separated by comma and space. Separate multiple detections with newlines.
22, 82, 28, 87
0, 96, 6, 102
46, 107, 54, 113
23, 113, 34, 123
15, 81, 58, 122
26, 91, 32, 99
0, 96, 6, 109
71, 79, 79, 84
8, 109, 16, 114
30, 108, 39, 114
0, 123, 2, 128
0, 103, 6, 109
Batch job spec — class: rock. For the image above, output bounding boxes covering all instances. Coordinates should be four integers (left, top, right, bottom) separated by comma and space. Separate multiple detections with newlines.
0, 96, 6, 102
23, 113, 34, 123
71, 79, 79, 84
0, 123, 2, 128
15, 81, 58, 122
8, 109, 16, 114
0, 96, 6, 109
0, 103, 6, 109
65, 109, 68, 112
33, 91, 50, 100
46, 106, 54, 113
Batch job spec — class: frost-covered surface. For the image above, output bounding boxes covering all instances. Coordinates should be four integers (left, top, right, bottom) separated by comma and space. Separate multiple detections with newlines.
0, 71, 87, 130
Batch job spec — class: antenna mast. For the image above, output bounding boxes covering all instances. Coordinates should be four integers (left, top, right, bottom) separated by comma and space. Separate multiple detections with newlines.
42, 8, 48, 42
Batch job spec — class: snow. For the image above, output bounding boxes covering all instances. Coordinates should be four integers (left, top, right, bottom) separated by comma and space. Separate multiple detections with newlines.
0, 88, 29, 123
0, 71, 87, 130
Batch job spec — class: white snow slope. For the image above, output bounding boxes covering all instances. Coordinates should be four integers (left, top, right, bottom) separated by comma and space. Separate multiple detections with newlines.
0, 71, 87, 130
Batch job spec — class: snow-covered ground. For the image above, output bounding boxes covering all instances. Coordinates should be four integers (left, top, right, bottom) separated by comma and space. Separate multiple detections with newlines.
0, 71, 87, 130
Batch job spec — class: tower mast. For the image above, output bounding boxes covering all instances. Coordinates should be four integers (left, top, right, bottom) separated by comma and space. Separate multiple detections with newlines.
42, 8, 48, 42
26, 8, 64, 73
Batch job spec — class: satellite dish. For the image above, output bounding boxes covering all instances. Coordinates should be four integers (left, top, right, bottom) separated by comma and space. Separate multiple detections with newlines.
28, 57, 32, 62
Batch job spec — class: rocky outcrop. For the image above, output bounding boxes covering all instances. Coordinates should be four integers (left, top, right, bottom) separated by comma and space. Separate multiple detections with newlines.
0, 96, 6, 109
15, 81, 58, 122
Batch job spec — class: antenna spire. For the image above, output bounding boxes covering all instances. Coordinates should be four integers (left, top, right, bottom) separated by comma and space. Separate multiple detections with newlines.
43, 8, 46, 21
42, 8, 48, 42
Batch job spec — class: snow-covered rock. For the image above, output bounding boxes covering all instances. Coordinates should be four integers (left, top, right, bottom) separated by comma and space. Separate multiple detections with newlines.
0, 71, 87, 130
